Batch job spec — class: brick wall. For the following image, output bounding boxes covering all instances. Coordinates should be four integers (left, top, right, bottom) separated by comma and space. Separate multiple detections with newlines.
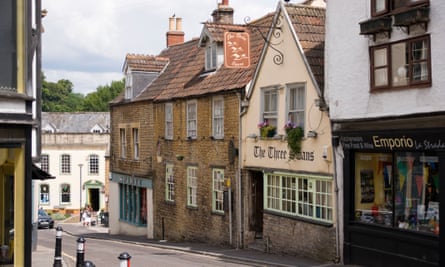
110, 101, 155, 178
152, 93, 241, 245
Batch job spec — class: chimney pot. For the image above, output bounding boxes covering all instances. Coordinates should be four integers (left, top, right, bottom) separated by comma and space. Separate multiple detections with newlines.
176, 17, 182, 31
169, 17, 175, 31
222, 0, 229, 5
166, 17, 185, 47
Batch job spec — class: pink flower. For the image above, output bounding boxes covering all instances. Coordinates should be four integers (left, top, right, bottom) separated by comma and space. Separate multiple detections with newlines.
258, 120, 269, 128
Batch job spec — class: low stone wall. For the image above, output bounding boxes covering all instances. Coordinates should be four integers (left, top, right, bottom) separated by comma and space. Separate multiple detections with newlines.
263, 212, 336, 262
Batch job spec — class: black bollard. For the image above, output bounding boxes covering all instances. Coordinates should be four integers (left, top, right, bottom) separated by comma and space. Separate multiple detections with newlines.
83, 260, 96, 267
53, 226, 63, 267
76, 236, 86, 267
118, 252, 131, 267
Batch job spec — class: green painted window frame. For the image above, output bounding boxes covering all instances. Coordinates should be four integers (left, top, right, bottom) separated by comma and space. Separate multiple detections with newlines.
265, 172, 333, 223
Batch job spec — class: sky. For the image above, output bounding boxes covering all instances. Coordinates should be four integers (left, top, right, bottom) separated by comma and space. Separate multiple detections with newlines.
41, 0, 297, 95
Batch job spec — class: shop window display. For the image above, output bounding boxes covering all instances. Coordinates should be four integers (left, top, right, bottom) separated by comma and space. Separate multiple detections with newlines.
354, 152, 439, 235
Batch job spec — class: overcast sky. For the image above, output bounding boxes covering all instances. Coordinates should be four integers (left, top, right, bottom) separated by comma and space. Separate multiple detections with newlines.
42, 0, 301, 95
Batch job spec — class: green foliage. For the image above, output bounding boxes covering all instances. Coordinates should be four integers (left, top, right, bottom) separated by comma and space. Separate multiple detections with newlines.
260, 125, 277, 138
286, 127, 304, 154
41, 74, 124, 112
81, 80, 125, 111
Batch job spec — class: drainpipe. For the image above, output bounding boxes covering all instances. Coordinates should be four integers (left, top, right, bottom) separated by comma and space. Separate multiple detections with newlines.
331, 126, 341, 264
237, 91, 247, 248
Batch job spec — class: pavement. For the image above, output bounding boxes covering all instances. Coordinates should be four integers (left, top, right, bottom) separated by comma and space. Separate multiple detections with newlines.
33, 221, 354, 267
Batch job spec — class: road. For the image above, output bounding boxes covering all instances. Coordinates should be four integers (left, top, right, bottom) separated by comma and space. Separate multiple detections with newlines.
35, 228, 256, 267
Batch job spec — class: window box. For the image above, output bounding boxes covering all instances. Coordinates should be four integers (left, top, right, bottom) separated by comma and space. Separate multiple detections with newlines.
393, 6, 429, 27
359, 17, 392, 36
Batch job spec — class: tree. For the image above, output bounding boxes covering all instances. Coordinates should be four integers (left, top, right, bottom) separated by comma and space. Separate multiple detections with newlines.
41, 74, 124, 112
81, 79, 124, 112
42, 76, 84, 112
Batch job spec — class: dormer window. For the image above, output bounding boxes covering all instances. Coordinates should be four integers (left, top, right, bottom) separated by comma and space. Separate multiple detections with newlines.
206, 43, 218, 70
91, 124, 103, 133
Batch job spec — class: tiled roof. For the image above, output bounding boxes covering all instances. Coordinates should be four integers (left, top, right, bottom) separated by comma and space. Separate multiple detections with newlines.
202, 23, 246, 43
117, 2, 324, 103
123, 54, 169, 72
42, 112, 110, 133
135, 13, 273, 102
286, 4, 325, 91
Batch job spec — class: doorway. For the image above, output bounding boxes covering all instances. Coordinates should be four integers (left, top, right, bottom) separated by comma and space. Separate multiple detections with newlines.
250, 171, 263, 238
88, 188, 100, 211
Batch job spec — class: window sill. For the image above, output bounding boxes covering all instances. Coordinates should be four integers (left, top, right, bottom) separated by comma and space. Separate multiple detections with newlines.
264, 209, 333, 227
211, 211, 225, 216
164, 200, 175, 206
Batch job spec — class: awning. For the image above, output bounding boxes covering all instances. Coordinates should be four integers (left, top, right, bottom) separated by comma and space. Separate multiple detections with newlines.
32, 164, 55, 180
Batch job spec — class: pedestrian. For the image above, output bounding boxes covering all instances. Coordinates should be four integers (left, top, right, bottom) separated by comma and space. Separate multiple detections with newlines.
82, 208, 88, 226
84, 205, 92, 226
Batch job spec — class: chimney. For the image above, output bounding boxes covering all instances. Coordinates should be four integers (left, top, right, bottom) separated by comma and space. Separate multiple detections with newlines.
211, 0, 234, 24
166, 16, 185, 47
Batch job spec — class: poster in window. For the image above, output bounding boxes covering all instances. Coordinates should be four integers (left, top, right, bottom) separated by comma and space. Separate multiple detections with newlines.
360, 170, 375, 203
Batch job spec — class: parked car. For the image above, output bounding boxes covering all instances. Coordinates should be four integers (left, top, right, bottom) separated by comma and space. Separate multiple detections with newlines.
38, 209, 54, 229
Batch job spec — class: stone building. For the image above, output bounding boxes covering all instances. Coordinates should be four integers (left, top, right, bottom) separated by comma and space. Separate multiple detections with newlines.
109, 0, 271, 246
36, 112, 110, 215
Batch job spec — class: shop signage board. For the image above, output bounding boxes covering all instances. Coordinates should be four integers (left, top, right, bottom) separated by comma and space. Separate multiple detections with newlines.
339, 129, 445, 151
224, 31, 250, 68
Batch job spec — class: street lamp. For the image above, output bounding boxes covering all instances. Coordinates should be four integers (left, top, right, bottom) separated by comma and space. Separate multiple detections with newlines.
78, 164, 83, 221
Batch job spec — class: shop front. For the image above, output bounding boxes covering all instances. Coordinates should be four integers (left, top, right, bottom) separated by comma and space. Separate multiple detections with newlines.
339, 128, 443, 267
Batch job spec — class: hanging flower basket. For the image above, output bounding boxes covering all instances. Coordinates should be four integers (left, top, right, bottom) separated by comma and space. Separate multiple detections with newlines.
284, 121, 304, 154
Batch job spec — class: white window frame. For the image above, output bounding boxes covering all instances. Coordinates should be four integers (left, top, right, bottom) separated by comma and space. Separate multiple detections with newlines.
133, 128, 139, 160
212, 97, 224, 139
187, 166, 198, 207
205, 43, 217, 71
165, 164, 175, 202
287, 83, 306, 130
60, 183, 71, 204
125, 70, 133, 99
212, 168, 225, 213
165, 103, 173, 140
60, 154, 71, 175
88, 154, 99, 175
41, 154, 49, 173
120, 128, 126, 158
265, 173, 333, 223
261, 87, 279, 127
187, 100, 197, 139
40, 184, 50, 205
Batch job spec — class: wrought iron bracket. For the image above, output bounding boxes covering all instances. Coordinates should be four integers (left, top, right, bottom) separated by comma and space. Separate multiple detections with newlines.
244, 15, 284, 65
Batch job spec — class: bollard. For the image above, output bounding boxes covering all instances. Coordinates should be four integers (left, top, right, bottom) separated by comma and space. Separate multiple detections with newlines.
83, 260, 96, 267
76, 237, 86, 267
53, 226, 63, 267
118, 252, 131, 267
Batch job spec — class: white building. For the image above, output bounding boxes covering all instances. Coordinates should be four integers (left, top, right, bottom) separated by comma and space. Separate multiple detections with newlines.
35, 112, 110, 216
325, 0, 442, 266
